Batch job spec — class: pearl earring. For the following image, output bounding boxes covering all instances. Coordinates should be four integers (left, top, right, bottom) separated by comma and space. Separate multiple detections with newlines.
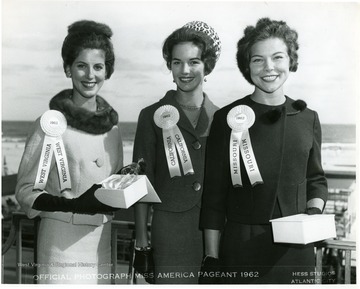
204, 77, 207, 82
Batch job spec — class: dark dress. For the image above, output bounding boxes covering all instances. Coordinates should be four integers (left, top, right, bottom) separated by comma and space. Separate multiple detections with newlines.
200, 95, 328, 284
133, 90, 218, 284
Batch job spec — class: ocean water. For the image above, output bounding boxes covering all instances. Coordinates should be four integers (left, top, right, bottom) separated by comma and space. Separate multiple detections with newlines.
1, 121, 356, 143
1, 121, 137, 175
1, 121, 137, 141
1, 121, 357, 176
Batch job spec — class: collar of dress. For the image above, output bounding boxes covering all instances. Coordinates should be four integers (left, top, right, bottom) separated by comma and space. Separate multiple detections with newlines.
159, 90, 218, 136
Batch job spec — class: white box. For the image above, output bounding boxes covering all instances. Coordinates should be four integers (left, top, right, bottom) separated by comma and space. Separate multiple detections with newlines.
95, 175, 161, 209
270, 214, 336, 244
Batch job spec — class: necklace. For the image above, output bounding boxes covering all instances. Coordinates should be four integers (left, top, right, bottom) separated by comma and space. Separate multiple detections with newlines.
178, 103, 202, 111
179, 103, 203, 128
175, 91, 204, 110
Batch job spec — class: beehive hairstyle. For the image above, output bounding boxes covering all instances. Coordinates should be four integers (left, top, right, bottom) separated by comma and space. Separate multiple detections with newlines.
61, 20, 115, 79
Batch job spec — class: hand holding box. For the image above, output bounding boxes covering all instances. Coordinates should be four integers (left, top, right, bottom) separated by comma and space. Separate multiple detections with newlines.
95, 174, 161, 209
270, 214, 337, 244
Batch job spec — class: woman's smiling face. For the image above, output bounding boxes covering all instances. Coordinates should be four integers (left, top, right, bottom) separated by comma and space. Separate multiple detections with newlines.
171, 42, 205, 94
249, 37, 290, 95
67, 48, 106, 100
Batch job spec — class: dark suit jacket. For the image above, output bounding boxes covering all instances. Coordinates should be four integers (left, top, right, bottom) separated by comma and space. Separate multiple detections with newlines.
133, 90, 218, 212
200, 95, 328, 228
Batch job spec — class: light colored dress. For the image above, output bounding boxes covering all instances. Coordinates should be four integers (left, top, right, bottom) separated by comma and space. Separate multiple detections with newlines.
16, 90, 123, 284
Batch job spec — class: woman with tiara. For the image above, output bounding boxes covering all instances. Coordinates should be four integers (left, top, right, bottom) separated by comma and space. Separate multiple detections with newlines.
16, 20, 122, 284
132, 21, 221, 284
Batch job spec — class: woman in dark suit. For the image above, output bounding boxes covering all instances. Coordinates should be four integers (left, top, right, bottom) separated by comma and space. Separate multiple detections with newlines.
200, 18, 328, 284
132, 21, 221, 284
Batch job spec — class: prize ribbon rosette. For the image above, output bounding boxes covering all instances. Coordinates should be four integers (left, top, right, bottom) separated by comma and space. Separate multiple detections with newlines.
227, 105, 263, 187
33, 110, 71, 192
154, 105, 194, 178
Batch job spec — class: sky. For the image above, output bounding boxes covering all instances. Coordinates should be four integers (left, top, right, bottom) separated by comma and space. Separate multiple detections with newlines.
1, 0, 359, 124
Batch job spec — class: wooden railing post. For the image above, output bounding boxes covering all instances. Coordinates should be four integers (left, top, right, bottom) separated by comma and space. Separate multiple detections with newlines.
127, 230, 136, 285
15, 219, 22, 284
111, 227, 118, 284
315, 245, 323, 284
33, 217, 39, 284
344, 250, 351, 284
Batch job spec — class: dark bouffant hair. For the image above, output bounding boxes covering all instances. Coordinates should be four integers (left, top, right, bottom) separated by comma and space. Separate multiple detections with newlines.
236, 18, 299, 85
162, 27, 217, 75
61, 20, 115, 79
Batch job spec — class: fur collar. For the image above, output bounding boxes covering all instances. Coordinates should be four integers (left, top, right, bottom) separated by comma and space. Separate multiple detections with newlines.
49, 89, 118, 134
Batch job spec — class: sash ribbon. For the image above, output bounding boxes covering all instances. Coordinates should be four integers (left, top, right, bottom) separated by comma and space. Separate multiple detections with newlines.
227, 105, 263, 187
34, 110, 71, 192
154, 105, 194, 178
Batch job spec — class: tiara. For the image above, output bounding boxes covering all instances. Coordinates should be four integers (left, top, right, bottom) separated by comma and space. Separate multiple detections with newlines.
183, 21, 221, 60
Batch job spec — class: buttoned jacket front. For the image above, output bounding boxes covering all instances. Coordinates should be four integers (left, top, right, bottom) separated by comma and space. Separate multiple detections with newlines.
200, 96, 328, 228
16, 91, 123, 225
133, 90, 218, 212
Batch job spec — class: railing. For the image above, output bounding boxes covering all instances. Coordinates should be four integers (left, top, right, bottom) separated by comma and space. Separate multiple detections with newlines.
110, 220, 136, 285
2, 212, 40, 284
1, 212, 139, 284
315, 239, 356, 284
2, 212, 356, 284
